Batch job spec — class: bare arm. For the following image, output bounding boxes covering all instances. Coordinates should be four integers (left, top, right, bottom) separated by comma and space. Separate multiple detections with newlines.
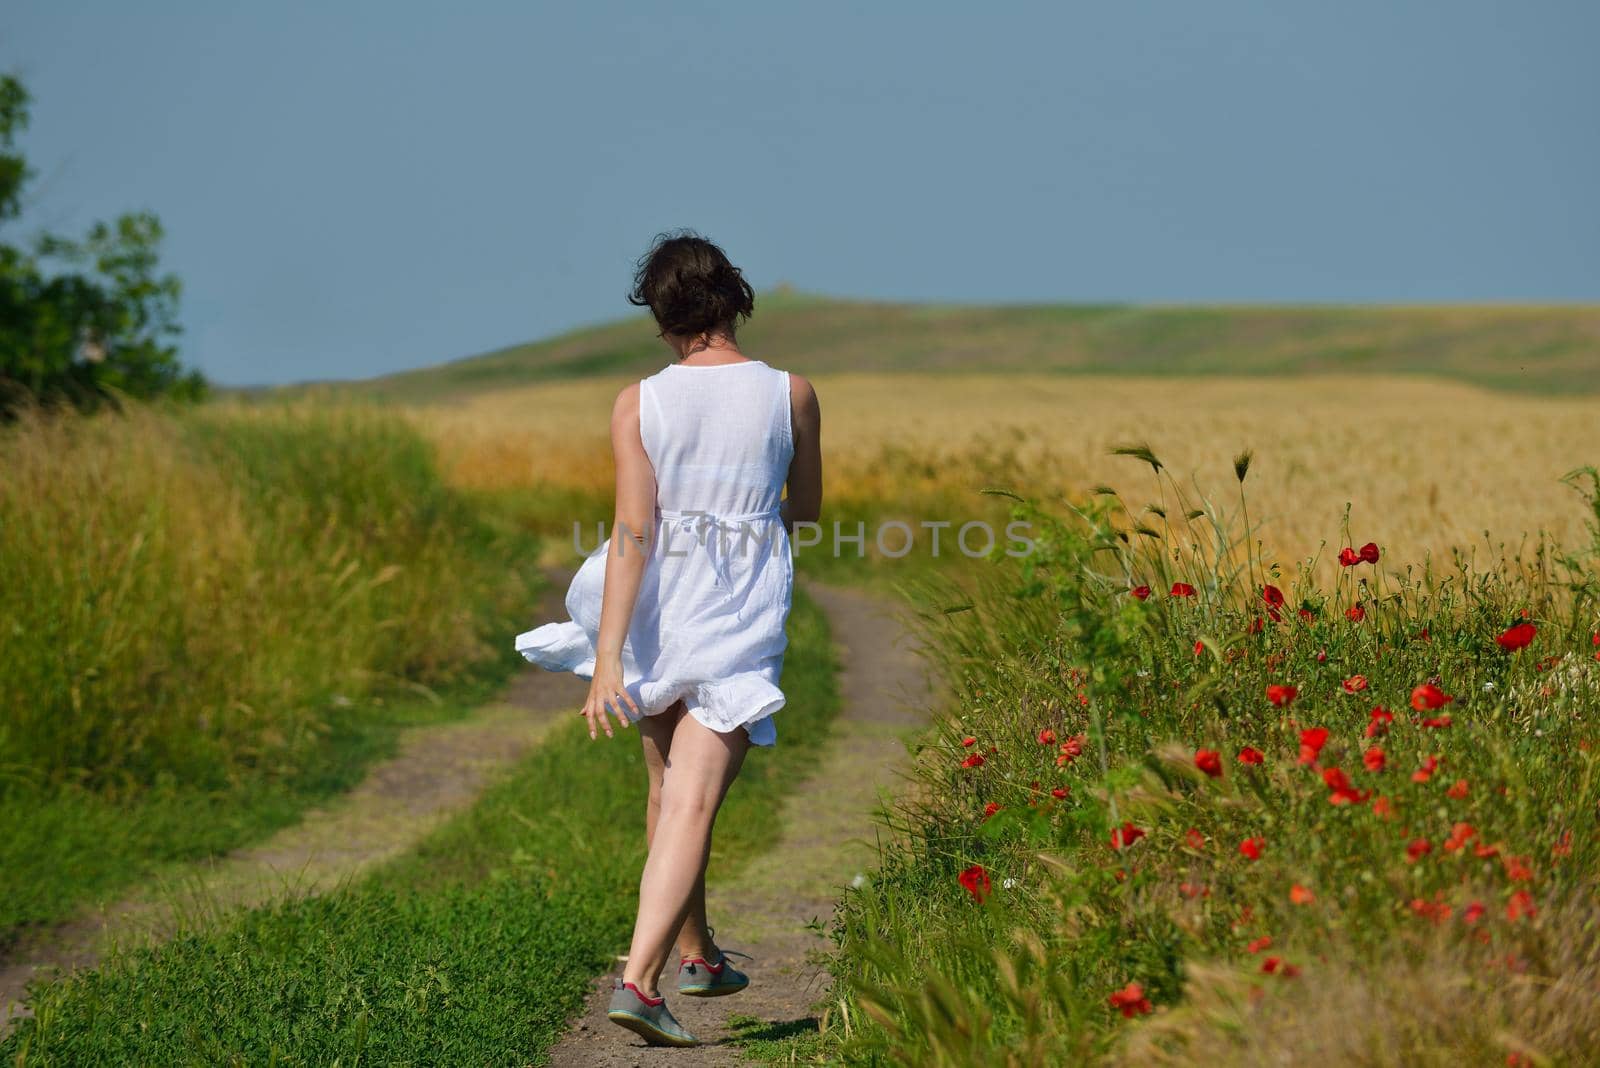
581, 383, 657, 739
782, 374, 822, 529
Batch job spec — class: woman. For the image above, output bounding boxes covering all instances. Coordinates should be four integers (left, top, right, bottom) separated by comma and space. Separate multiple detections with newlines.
515, 232, 822, 1047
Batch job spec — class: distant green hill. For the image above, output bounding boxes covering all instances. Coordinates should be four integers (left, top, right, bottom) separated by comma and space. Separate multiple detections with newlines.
308, 293, 1600, 402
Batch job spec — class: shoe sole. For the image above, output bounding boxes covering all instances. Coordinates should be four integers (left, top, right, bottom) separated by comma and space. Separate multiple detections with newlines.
677, 979, 749, 998
607, 1009, 699, 1047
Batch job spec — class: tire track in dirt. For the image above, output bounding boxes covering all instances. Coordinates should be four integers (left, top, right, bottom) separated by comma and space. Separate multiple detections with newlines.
0, 577, 589, 1034
548, 581, 933, 1067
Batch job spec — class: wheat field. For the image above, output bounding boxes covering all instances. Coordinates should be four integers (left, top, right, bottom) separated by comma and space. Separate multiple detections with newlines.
413, 372, 1600, 572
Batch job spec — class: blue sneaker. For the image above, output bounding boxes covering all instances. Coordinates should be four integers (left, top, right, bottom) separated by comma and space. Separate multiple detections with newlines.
676, 951, 750, 997
606, 979, 698, 1047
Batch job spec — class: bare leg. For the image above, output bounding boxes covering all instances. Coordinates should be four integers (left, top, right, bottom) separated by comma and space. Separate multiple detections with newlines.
637, 705, 719, 961
623, 712, 749, 995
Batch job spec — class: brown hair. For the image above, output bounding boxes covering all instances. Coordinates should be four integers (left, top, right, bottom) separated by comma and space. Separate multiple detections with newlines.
628, 231, 755, 339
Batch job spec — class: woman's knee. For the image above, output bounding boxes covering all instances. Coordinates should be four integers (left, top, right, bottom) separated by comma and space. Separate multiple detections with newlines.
657, 780, 719, 826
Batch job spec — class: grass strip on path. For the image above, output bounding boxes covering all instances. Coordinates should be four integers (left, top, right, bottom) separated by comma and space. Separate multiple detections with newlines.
3, 590, 838, 1066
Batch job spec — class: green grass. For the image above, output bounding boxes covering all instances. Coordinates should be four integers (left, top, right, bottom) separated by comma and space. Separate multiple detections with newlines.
0, 404, 543, 943
3, 590, 840, 1066
781, 460, 1600, 1064
0, 691, 487, 951
278, 293, 1600, 402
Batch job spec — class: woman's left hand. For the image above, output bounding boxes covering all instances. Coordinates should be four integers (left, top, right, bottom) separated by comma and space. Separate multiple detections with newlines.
582, 655, 638, 739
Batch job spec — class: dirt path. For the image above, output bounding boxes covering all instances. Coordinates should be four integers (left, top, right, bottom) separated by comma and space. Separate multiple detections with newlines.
549, 581, 933, 1066
0, 580, 589, 1033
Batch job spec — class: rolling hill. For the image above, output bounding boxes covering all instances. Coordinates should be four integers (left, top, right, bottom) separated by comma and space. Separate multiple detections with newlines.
306, 293, 1600, 402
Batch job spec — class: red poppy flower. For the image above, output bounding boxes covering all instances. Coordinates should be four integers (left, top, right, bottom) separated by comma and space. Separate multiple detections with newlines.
1037, 727, 1056, 745
1299, 607, 1317, 622
1185, 828, 1205, 849
1108, 981, 1152, 1018
1109, 822, 1146, 850
1338, 546, 1360, 567
1323, 766, 1369, 805
1297, 726, 1328, 764
1409, 895, 1452, 924
1057, 733, 1086, 766
1194, 749, 1223, 778
1553, 830, 1573, 858
1237, 745, 1265, 765
983, 802, 1002, 820
1268, 684, 1300, 708
1050, 786, 1069, 800
960, 752, 986, 769
1443, 822, 1477, 852
1506, 890, 1536, 922
1343, 674, 1369, 694
1502, 854, 1534, 882
1247, 935, 1272, 954
1421, 714, 1453, 729
1364, 705, 1394, 738
961, 736, 977, 747
1495, 621, 1536, 651
1289, 884, 1315, 905
1193, 639, 1205, 656
1170, 582, 1197, 598
1410, 683, 1454, 711
1346, 605, 1367, 622
1363, 746, 1386, 772
1359, 542, 1380, 564
1248, 615, 1265, 635
957, 863, 991, 902
1405, 838, 1432, 863
1261, 584, 1285, 621
1315, 647, 1328, 662
1130, 585, 1152, 601
1412, 755, 1439, 783
1462, 900, 1486, 925
1239, 837, 1264, 861
1474, 840, 1500, 859
1446, 778, 1469, 799
1372, 795, 1396, 819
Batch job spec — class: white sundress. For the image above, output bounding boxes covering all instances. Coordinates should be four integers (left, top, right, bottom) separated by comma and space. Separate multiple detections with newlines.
514, 359, 796, 746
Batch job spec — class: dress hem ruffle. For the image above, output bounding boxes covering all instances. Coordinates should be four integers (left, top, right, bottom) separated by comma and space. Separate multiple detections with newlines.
515, 621, 781, 747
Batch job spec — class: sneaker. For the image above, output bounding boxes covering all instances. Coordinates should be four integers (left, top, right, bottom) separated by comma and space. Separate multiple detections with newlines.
606, 979, 698, 1047
676, 951, 750, 997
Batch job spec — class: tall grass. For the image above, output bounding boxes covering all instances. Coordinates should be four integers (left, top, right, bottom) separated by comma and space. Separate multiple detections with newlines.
0, 403, 540, 935
814, 452, 1600, 1065
0, 403, 529, 790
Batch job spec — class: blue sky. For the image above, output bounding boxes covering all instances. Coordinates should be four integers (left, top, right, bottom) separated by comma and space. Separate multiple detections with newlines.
4, 1, 1597, 385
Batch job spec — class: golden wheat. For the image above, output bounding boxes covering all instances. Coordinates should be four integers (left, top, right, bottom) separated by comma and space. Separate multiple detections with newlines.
410, 373, 1600, 571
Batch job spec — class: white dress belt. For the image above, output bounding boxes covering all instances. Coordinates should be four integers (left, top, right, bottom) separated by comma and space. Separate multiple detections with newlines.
655, 506, 783, 591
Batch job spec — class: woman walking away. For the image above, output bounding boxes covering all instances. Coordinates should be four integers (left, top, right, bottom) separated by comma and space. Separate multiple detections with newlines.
515, 231, 822, 1048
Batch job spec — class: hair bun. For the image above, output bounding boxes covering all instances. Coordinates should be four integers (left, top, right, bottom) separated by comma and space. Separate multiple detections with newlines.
628, 231, 755, 339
